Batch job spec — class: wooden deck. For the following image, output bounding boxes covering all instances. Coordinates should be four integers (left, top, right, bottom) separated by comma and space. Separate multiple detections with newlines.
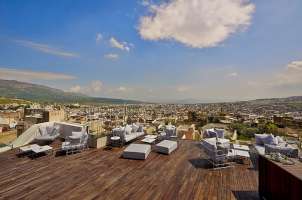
0, 140, 259, 200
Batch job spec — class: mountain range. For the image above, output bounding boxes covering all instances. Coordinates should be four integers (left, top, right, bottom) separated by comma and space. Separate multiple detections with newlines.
0, 79, 301, 105
0, 79, 142, 104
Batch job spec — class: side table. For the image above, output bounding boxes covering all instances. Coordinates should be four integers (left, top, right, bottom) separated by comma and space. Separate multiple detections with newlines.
110, 136, 122, 147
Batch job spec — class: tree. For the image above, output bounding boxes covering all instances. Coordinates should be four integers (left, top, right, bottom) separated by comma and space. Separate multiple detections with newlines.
265, 123, 278, 134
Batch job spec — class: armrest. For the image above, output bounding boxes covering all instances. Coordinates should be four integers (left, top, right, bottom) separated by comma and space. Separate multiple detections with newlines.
216, 149, 227, 156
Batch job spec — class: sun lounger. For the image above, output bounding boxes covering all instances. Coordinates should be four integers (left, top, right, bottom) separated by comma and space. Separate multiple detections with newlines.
18, 144, 53, 158
19, 144, 40, 153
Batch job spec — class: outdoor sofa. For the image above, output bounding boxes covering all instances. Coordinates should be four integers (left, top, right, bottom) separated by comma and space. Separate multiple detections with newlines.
254, 133, 299, 158
112, 124, 144, 144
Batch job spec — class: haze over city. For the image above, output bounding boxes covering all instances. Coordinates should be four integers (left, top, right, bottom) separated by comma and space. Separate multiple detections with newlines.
1, 0, 302, 103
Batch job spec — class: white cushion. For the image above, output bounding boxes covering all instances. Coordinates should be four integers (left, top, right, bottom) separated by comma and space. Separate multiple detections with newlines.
131, 124, 139, 132
123, 144, 151, 160
72, 131, 83, 138
255, 145, 265, 155
136, 131, 145, 137
137, 125, 144, 132
156, 140, 178, 154
125, 125, 132, 135
262, 134, 275, 145
255, 134, 268, 145
276, 136, 285, 144
125, 134, 136, 142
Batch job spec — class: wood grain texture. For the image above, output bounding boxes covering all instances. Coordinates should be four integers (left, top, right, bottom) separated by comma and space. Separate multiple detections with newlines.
0, 140, 259, 200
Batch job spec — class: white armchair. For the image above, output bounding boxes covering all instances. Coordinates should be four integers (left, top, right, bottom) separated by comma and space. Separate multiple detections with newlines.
61, 131, 88, 154
201, 138, 233, 168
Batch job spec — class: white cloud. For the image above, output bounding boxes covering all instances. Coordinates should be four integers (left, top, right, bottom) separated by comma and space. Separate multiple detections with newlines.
104, 53, 119, 60
226, 72, 239, 78
109, 37, 131, 51
70, 80, 103, 95
70, 85, 82, 93
141, 0, 150, 7
14, 39, 79, 58
96, 33, 103, 43
0, 67, 76, 81
274, 61, 302, 86
139, 0, 255, 48
90, 80, 103, 93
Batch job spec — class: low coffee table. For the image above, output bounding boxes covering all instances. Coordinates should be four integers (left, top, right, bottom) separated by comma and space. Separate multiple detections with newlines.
141, 138, 156, 144
232, 144, 250, 164
31, 145, 53, 158
145, 135, 157, 139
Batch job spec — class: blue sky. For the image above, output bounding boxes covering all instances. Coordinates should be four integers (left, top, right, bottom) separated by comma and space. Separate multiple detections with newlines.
0, 0, 302, 102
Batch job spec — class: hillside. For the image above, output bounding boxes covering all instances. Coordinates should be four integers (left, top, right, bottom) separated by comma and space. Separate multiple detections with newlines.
0, 97, 31, 105
0, 79, 142, 104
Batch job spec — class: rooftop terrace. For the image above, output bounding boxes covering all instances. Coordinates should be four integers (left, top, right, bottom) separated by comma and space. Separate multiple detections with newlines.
0, 140, 259, 200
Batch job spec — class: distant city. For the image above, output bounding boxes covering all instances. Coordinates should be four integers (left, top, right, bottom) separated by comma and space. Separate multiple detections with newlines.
1, 0, 302, 199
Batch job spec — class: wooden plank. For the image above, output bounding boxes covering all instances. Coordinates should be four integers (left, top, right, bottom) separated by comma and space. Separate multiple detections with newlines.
0, 140, 259, 200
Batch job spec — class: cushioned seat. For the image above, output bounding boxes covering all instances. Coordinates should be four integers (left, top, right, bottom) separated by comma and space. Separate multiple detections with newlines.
123, 144, 151, 160
136, 131, 145, 137
125, 134, 137, 142
255, 145, 265, 155
155, 140, 178, 155
35, 134, 58, 141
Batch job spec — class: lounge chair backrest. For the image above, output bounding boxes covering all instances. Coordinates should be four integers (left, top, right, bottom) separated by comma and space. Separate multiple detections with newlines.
80, 133, 88, 145
201, 140, 217, 160
38, 125, 47, 136
131, 124, 139, 132
137, 125, 144, 133
215, 129, 225, 139
112, 127, 126, 139
49, 125, 60, 136
165, 126, 176, 136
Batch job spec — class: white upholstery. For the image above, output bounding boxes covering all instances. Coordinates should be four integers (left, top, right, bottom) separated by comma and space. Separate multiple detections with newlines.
155, 140, 178, 154
136, 131, 145, 137
131, 124, 139, 133
123, 144, 151, 160
254, 145, 265, 155
164, 125, 176, 137
112, 124, 145, 143
125, 125, 132, 135
35, 125, 60, 142
61, 132, 88, 153
204, 128, 225, 139
201, 138, 232, 167
125, 134, 137, 142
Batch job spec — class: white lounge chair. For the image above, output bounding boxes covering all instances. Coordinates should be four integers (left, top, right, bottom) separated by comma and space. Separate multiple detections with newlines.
61, 131, 88, 154
164, 125, 177, 138
18, 144, 53, 158
201, 139, 233, 169
35, 125, 60, 144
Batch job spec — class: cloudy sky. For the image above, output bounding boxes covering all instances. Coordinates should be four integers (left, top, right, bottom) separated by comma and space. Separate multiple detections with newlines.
0, 0, 302, 102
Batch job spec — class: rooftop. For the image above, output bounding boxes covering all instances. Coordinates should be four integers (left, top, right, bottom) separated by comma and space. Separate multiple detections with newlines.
0, 140, 259, 200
